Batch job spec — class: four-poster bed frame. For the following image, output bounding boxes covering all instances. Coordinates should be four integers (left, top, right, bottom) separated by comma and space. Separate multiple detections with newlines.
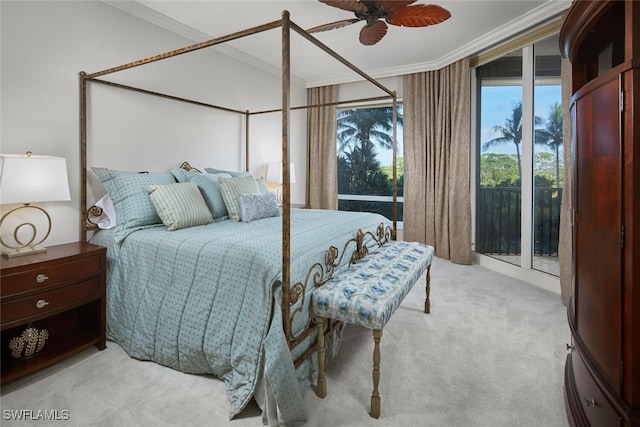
79, 10, 399, 418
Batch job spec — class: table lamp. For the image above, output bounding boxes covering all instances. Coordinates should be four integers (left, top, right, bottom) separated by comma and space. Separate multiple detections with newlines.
0, 152, 71, 258
265, 162, 296, 205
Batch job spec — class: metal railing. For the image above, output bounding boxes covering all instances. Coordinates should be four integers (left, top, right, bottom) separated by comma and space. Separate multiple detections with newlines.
476, 187, 562, 256
338, 194, 404, 223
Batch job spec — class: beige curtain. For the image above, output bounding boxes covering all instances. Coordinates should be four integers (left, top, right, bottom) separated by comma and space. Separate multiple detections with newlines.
307, 85, 338, 209
402, 59, 472, 264
558, 58, 573, 305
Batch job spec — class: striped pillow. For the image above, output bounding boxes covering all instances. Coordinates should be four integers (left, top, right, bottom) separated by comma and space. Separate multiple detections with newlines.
218, 175, 260, 221
147, 182, 213, 230
170, 167, 231, 220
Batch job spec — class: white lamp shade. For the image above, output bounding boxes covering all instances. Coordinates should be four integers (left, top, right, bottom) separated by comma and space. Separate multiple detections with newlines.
265, 162, 296, 184
0, 154, 71, 204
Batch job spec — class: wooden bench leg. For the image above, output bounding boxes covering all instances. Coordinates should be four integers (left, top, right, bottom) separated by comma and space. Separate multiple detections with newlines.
316, 317, 327, 398
370, 329, 382, 419
424, 264, 431, 314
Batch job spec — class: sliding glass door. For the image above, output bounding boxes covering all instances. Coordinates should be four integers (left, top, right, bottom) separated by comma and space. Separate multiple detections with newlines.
474, 34, 562, 276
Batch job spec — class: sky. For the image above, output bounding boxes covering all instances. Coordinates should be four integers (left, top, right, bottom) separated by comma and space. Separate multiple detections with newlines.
339, 83, 561, 168
480, 84, 562, 155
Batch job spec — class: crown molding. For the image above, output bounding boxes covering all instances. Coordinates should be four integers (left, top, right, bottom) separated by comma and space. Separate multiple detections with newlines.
305, 0, 571, 88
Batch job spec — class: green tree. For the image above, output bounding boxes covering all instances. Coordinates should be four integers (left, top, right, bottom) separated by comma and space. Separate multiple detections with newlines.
338, 139, 391, 195
534, 151, 559, 186
536, 102, 563, 187
482, 101, 543, 178
336, 106, 403, 219
480, 153, 520, 187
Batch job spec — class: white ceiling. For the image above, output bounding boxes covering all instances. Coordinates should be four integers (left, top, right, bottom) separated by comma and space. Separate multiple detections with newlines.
106, 0, 570, 87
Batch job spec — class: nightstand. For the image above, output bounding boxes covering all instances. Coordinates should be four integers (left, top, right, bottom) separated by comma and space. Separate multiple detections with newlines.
0, 242, 106, 384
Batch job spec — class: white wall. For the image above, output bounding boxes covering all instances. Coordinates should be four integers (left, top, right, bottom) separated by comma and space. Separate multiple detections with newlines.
1, 1, 307, 247
338, 76, 403, 102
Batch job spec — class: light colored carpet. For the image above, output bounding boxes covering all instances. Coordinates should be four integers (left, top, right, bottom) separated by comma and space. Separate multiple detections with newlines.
1, 257, 570, 426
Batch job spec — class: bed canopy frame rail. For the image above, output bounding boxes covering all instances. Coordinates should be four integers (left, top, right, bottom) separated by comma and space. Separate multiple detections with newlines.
79, 10, 398, 360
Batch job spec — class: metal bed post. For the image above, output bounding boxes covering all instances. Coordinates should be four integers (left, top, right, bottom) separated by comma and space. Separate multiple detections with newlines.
392, 93, 398, 240
245, 110, 250, 172
79, 71, 88, 242
281, 10, 292, 345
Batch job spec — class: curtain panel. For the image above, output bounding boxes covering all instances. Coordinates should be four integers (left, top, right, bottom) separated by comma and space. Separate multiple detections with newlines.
402, 59, 472, 265
307, 85, 338, 210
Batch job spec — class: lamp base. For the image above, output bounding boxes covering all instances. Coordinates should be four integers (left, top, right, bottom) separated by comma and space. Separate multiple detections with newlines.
2, 246, 48, 259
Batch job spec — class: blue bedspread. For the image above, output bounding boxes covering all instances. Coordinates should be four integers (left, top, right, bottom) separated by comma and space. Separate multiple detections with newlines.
91, 209, 389, 426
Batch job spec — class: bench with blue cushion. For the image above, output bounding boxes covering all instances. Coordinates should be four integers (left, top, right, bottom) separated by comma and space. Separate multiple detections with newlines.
312, 240, 434, 419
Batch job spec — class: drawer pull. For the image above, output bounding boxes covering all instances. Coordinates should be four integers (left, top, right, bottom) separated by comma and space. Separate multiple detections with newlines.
35, 299, 50, 309
36, 274, 49, 283
584, 397, 597, 409
566, 343, 575, 351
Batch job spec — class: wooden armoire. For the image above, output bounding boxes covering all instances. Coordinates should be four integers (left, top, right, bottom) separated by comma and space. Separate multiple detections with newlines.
560, 1, 639, 426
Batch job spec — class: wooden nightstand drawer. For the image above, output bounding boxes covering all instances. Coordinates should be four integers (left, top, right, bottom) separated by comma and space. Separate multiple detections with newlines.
0, 242, 106, 384
1, 277, 100, 327
1, 255, 101, 297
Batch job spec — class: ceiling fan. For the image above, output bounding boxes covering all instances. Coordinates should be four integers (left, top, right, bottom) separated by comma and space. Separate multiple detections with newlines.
307, 0, 451, 46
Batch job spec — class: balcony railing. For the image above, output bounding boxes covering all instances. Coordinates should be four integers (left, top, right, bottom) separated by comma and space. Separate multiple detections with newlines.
338, 194, 404, 223
476, 187, 562, 256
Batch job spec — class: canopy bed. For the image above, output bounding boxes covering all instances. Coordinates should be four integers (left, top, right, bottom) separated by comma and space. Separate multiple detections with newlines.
79, 11, 400, 426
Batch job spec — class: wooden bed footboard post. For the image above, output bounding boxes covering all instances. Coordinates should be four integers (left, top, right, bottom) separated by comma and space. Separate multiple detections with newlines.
316, 317, 326, 398
425, 264, 431, 314
370, 329, 383, 419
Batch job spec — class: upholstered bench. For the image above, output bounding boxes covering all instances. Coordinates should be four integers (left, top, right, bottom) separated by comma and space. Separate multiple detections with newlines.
312, 240, 434, 419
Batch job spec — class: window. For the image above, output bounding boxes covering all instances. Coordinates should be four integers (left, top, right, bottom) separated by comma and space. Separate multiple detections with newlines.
474, 34, 563, 276
336, 105, 404, 222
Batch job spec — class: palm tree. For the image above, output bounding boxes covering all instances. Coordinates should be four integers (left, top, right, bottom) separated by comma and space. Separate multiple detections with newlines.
535, 102, 563, 187
482, 101, 542, 180
336, 107, 402, 154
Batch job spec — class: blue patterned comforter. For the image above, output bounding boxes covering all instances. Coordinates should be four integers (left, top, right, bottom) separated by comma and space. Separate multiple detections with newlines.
91, 209, 389, 426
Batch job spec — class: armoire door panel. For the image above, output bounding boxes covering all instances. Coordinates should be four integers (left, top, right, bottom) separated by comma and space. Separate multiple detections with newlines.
574, 75, 623, 390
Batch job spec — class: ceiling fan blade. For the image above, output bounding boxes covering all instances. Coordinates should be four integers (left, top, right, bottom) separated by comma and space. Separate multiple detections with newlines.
319, 0, 367, 13
306, 18, 360, 33
386, 4, 451, 27
359, 20, 388, 45
375, 0, 417, 13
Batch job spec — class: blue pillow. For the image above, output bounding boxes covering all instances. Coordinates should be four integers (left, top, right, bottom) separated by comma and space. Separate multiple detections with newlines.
204, 167, 251, 177
170, 168, 231, 219
92, 167, 176, 242
239, 191, 280, 222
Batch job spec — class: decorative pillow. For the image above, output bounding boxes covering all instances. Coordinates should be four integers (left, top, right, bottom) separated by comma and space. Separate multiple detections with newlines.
204, 167, 251, 177
147, 182, 213, 231
92, 167, 176, 242
170, 167, 231, 219
255, 177, 270, 193
239, 191, 280, 223
218, 175, 260, 221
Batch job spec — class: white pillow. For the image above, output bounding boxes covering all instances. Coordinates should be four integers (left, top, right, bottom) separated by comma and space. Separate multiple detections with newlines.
94, 194, 116, 230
